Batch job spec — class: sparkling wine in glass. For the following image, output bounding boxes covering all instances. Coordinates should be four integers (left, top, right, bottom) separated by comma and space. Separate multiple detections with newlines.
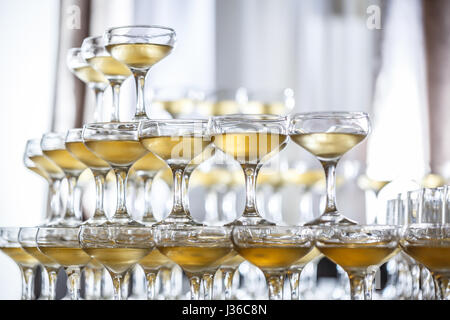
82, 36, 132, 122
67, 48, 109, 122
105, 25, 176, 120
289, 112, 370, 225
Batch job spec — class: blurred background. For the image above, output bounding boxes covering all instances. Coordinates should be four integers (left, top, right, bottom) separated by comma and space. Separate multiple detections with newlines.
0, 0, 449, 299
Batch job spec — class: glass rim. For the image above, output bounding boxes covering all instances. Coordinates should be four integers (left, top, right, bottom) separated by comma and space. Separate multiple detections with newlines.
315, 224, 401, 232
406, 223, 450, 228
83, 122, 140, 130
291, 111, 369, 120
212, 114, 287, 122
106, 24, 176, 35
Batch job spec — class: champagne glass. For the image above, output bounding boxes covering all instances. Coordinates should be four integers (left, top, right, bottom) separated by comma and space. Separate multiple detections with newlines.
316, 225, 400, 300
232, 225, 314, 300
79, 225, 153, 300
401, 186, 450, 300
154, 225, 233, 300
104, 25, 176, 120
196, 89, 245, 117
67, 48, 109, 122
36, 226, 91, 300
152, 87, 201, 119
139, 119, 212, 225
241, 88, 295, 115
81, 36, 132, 122
18, 227, 59, 300
83, 122, 148, 225
211, 115, 289, 225
0, 227, 39, 300
41, 133, 87, 226
25, 139, 64, 224
289, 112, 370, 225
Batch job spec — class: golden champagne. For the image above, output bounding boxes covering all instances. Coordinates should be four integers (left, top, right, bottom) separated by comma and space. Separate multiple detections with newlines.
213, 133, 288, 163
197, 100, 240, 116
257, 169, 283, 187
42, 149, 86, 173
73, 66, 108, 84
139, 248, 172, 271
242, 101, 285, 115
216, 250, 245, 268
21, 246, 59, 269
65, 141, 109, 170
292, 247, 322, 267
402, 242, 450, 273
0, 247, 39, 267
132, 152, 166, 172
140, 136, 211, 164
291, 132, 366, 159
86, 56, 131, 79
158, 246, 232, 274
87, 259, 104, 270
236, 246, 312, 271
29, 155, 64, 179
39, 247, 91, 267
85, 140, 148, 167
153, 99, 195, 116
26, 166, 50, 181
106, 43, 172, 69
281, 169, 324, 187
190, 169, 233, 187
84, 247, 150, 274
317, 243, 399, 271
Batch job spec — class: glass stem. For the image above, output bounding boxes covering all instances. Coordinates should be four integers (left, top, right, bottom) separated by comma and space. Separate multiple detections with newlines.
189, 275, 201, 300
133, 71, 148, 120
265, 273, 284, 300
93, 89, 104, 123
40, 267, 49, 299
160, 266, 173, 299
142, 175, 156, 222
112, 168, 130, 221
122, 270, 130, 299
66, 268, 81, 300
242, 164, 262, 218
182, 168, 194, 214
92, 172, 107, 221
111, 273, 124, 300
288, 267, 304, 300
202, 273, 214, 300
145, 272, 157, 300
22, 267, 34, 300
433, 274, 450, 300
364, 268, 377, 300
47, 179, 61, 223
110, 82, 122, 122
222, 268, 236, 300
348, 272, 366, 300
320, 160, 338, 214
47, 269, 58, 300
63, 175, 79, 222
169, 167, 188, 219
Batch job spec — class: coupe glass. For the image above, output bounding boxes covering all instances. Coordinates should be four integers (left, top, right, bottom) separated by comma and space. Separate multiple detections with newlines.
289, 112, 370, 225
232, 225, 314, 300
25, 139, 64, 224
18, 227, 59, 300
41, 133, 87, 226
139, 119, 212, 225
316, 225, 400, 300
79, 225, 153, 300
241, 88, 295, 115
401, 186, 450, 300
0, 227, 39, 300
154, 225, 233, 300
211, 115, 289, 225
67, 48, 108, 122
37, 226, 91, 300
104, 25, 176, 120
81, 36, 132, 122
83, 122, 148, 225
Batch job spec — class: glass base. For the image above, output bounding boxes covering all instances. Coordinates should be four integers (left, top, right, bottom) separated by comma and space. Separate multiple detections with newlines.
132, 113, 149, 121
226, 215, 276, 226
101, 219, 144, 227
155, 214, 203, 227
48, 217, 82, 227
304, 212, 357, 226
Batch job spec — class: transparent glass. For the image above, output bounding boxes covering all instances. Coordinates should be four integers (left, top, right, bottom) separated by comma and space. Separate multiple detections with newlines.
83, 122, 148, 225
316, 225, 400, 300
154, 225, 232, 300
241, 88, 295, 115
79, 225, 153, 300
289, 112, 370, 225
139, 119, 212, 226
210, 114, 289, 225
104, 25, 176, 121
81, 36, 132, 122
37, 227, 89, 300
232, 225, 314, 300
152, 87, 203, 119
0, 227, 38, 300
18, 227, 59, 300
67, 48, 108, 122
41, 132, 87, 227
